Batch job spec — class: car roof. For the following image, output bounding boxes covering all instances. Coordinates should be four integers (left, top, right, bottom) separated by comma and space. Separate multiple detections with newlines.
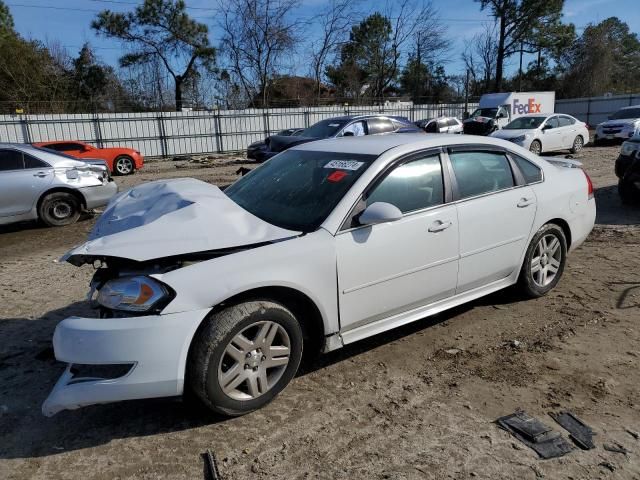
292, 132, 510, 156
321, 114, 411, 122
0, 142, 85, 166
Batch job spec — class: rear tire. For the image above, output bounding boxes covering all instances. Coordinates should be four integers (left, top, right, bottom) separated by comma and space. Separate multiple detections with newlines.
517, 224, 567, 298
529, 140, 542, 155
570, 135, 584, 154
188, 300, 303, 416
114, 156, 135, 175
38, 192, 81, 227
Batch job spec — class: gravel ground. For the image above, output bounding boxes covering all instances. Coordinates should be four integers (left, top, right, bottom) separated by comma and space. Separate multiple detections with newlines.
1, 145, 639, 480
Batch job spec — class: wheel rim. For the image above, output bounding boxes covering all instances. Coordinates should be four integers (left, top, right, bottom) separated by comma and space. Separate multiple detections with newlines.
574, 137, 583, 151
116, 157, 133, 174
531, 234, 562, 287
49, 200, 73, 220
530, 141, 541, 155
218, 321, 291, 401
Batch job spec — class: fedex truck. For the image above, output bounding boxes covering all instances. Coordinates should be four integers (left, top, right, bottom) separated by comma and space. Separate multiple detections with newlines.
463, 91, 555, 136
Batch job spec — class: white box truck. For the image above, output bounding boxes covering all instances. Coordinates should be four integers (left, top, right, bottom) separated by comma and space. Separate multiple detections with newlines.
463, 91, 555, 136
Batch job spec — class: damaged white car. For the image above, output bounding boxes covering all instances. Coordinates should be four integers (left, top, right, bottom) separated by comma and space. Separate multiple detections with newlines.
43, 134, 596, 417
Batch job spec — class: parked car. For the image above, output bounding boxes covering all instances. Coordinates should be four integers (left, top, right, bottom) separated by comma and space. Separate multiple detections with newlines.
416, 117, 463, 134
490, 113, 589, 155
42, 133, 595, 417
0, 143, 117, 227
248, 115, 423, 162
247, 128, 304, 161
615, 135, 640, 204
594, 105, 640, 144
33, 140, 144, 175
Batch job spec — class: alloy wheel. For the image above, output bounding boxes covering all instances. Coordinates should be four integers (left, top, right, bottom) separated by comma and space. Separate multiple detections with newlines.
116, 157, 133, 175
529, 141, 542, 155
573, 136, 583, 152
218, 321, 291, 401
530, 234, 562, 287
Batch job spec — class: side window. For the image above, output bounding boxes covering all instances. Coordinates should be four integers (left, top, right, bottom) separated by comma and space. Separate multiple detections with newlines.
449, 150, 515, 199
446, 118, 458, 127
341, 121, 366, 137
558, 116, 575, 127
366, 155, 444, 214
425, 121, 438, 133
0, 149, 24, 171
512, 155, 542, 184
23, 153, 50, 169
367, 118, 395, 135
545, 116, 559, 129
436, 119, 447, 130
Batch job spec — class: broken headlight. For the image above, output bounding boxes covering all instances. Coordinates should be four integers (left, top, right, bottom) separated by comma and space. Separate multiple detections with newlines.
96, 276, 171, 313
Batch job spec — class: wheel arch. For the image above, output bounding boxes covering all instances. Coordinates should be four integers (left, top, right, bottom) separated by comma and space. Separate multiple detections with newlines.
545, 217, 572, 248
37, 187, 86, 214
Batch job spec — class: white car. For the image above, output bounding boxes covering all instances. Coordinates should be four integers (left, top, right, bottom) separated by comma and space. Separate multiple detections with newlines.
594, 105, 640, 144
42, 134, 596, 417
490, 113, 589, 155
417, 117, 464, 134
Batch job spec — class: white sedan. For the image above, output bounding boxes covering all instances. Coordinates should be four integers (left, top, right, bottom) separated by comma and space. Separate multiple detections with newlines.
42, 134, 596, 417
491, 113, 589, 155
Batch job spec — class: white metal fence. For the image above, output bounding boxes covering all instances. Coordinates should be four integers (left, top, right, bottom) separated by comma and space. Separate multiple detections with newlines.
556, 93, 640, 126
0, 103, 477, 158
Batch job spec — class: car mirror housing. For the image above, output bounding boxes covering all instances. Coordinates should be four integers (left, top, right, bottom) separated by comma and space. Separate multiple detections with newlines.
358, 202, 403, 226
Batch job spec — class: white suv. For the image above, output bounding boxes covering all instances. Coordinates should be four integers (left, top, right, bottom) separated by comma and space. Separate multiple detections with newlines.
595, 105, 640, 144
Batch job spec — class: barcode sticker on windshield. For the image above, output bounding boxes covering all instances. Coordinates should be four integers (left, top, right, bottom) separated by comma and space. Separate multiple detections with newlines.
324, 160, 364, 171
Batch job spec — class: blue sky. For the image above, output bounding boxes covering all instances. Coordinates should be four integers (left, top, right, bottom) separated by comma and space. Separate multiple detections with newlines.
7, 0, 640, 77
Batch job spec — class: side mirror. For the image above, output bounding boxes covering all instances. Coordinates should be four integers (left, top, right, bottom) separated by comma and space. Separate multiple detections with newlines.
542, 124, 552, 131
358, 202, 403, 226
343, 131, 355, 137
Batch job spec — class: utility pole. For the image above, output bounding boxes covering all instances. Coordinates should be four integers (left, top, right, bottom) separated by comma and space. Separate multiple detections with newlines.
518, 41, 524, 92
464, 69, 469, 119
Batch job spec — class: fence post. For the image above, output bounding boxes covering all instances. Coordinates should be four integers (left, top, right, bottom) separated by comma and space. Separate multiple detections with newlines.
93, 114, 104, 149
262, 109, 270, 136
586, 98, 591, 127
20, 115, 31, 143
157, 113, 168, 158
304, 108, 310, 128
630, 94, 634, 106
213, 110, 223, 153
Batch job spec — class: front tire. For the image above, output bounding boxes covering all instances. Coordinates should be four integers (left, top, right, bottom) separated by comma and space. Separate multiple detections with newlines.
38, 192, 81, 227
570, 135, 584, 154
114, 156, 135, 175
529, 140, 542, 155
517, 224, 567, 298
188, 300, 303, 416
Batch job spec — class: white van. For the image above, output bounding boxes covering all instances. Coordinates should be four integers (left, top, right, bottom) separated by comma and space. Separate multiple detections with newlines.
463, 91, 556, 136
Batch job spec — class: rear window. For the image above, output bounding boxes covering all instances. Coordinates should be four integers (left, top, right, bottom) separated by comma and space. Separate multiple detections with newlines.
558, 116, 575, 127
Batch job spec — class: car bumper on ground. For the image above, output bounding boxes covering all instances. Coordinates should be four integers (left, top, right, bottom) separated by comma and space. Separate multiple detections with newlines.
42, 308, 211, 416
79, 181, 118, 210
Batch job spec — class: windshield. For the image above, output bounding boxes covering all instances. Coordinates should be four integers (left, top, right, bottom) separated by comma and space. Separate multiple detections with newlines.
300, 119, 348, 138
471, 108, 498, 119
225, 149, 377, 232
611, 108, 640, 120
504, 116, 546, 130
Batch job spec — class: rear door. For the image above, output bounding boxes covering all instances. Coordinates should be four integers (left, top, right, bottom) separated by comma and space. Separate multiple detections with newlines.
558, 115, 577, 148
336, 151, 459, 331
0, 149, 53, 217
542, 116, 563, 151
447, 148, 537, 292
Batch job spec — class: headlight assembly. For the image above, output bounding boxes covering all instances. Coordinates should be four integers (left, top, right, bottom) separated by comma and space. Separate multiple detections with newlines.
97, 276, 172, 313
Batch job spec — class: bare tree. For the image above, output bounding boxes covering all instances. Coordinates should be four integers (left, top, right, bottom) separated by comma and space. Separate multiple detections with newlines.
308, 0, 358, 102
461, 23, 498, 94
217, 0, 302, 108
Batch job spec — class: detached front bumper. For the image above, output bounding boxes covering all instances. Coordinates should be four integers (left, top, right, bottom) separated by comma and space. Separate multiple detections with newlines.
42, 308, 211, 417
79, 181, 118, 210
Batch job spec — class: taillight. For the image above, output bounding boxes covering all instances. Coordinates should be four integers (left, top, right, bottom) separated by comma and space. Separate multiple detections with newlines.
583, 170, 594, 199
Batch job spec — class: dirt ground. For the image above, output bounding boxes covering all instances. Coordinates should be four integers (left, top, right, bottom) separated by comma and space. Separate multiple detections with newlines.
1, 146, 639, 480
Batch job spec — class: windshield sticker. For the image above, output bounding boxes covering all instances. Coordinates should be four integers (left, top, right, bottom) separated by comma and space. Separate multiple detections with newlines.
327, 170, 348, 183
324, 160, 364, 171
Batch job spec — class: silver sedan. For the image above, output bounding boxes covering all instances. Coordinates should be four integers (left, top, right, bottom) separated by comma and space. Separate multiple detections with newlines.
0, 143, 117, 227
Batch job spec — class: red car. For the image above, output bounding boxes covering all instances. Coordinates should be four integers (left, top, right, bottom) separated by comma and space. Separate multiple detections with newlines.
33, 141, 144, 175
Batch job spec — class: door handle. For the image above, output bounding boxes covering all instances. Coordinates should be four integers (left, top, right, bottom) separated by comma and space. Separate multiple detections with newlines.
517, 197, 534, 208
428, 220, 452, 232
33, 172, 48, 178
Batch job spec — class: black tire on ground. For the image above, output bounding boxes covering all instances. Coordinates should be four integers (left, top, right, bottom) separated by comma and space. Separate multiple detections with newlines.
114, 155, 135, 175
517, 223, 567, 298
188, 300, 303, 416
529, 140, 542, 155
570, 135, 584, 154
38, 192, 81, 227
618, 179, 639, 205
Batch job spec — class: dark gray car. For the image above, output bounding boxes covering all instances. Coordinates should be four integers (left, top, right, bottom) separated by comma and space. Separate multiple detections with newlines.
0, 143, 117, 227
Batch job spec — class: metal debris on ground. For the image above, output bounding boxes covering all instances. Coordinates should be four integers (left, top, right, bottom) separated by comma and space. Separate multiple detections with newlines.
496, 411, 573, 459
603, 442, 630, 455
549, 411, 595, 450
204, 449, 222, 480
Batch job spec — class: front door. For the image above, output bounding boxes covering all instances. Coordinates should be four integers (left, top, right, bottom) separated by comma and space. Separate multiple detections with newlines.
336, 152, 459, 331
447, 148, 537, 292
541, 116, 563, 151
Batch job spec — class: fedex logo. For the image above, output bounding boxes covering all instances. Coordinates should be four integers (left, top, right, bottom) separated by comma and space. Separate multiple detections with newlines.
513, 98, 541, 114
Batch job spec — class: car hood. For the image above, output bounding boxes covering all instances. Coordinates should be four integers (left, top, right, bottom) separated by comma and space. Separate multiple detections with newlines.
464, 116, 494, 124
62, 178, 300, 265
491, 129, 534, 139
267, 135, 318, 152
599, 118, 639, 128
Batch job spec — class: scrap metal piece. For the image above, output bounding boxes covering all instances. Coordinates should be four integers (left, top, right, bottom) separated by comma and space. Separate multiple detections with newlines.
603, 443, 629, 455
205, 449, 221, 480
497, 411, 574, 459
549, 411, 595, 450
